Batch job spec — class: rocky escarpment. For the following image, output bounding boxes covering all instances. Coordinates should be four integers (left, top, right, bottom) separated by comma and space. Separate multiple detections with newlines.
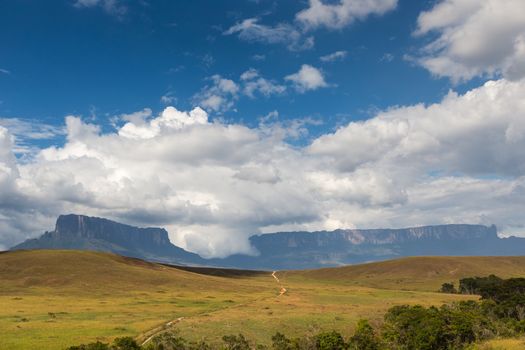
213, 224, 525, 270
9, 216, 525, 270
11, 214, 204, 265
251, 224, 498, 251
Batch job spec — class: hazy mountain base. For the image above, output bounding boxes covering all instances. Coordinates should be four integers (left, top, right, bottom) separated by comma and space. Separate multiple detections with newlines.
214, 225, 525, 270
10, 214, 525, 270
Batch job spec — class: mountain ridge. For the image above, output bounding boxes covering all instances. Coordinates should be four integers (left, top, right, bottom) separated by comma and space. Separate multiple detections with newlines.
11, 214, 205, 265
10, 214, 525, 269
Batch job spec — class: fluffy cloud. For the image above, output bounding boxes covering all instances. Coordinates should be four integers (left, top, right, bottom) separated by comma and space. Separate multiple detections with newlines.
296, 0, 398, 30
119, 107, 208, 139
224, 18, 314, 51
193, 70, 290, 113
226, 0, 397, 50
414, 0, 525, 82
0, 127, 18, 186
2, 78, 525, 256
192, 75, 239, 113
310, 79, 525, 176
285, 65, 328, 92
240, 69, 286, 98
0, 127, 54, 251
0, 118, 65, 156
320, 51, 348, 62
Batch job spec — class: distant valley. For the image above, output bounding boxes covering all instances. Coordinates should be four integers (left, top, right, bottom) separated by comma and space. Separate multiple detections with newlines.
10, 214, 525, 270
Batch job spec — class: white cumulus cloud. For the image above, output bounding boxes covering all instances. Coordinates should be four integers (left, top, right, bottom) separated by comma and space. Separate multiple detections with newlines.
224, 18, 314, 51
414, 0, 525, 82
193, 75, 240, 113
285, 65, 328, 92
2, 78, 525, 256
296, 0, 398, 30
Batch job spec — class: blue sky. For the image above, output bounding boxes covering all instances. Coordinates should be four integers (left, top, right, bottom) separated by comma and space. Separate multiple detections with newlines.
1, 0, 481, 143
1, 0, 525, 256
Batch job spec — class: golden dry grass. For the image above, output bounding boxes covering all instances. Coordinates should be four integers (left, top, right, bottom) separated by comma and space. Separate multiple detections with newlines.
1, 251, 524, 349
287, 256, 525, 291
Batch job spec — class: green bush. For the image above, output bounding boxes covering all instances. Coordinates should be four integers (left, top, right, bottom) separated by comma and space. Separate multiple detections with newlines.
112, 337, 142, 350
271, 332, 292, 350
348, 320, 382, 350
222, 334, 250, 350
315, 331, 346, 350
440, 283, 457, 294
66, 342, 110, 350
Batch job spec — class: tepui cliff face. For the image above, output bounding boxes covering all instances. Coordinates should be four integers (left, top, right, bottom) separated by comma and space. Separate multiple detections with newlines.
51, 214, 172, 247
9, 214, 524, 270
11, 214, 203, 265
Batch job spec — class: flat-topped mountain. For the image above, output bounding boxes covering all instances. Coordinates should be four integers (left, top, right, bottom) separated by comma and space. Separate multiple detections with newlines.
252, 224, 498, 249
9, 214, 525, 269
215, 224, 525, 269
11, 214, 204, 265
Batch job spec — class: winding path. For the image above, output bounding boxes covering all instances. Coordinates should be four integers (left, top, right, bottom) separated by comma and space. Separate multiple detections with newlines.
140, 317, 184, 346
138, 271, 287, 346
272, 271, 287, 296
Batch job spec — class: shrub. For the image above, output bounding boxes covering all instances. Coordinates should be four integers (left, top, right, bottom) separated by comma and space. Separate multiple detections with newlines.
271, 332, 292, 350
111, 337, 142, 350
348, 320, 381, 350
440, 283, 457, 294
144, 331, 188, 350
222, 334, 250, 350
66, 342, 110, 350
315, 331, 346, 350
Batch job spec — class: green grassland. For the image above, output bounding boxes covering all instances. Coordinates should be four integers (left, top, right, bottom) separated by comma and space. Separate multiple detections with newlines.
285, 256, 525, 291
1, 251, 525, 349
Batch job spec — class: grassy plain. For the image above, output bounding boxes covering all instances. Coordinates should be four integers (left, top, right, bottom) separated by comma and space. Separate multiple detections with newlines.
471, 337, 525, 350
1, 251, 525, 349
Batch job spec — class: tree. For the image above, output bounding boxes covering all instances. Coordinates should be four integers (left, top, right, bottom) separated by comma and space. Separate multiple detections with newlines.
440, 282, 457, 294
188, 341, 211, 350
315, 331, 346, 350
222, 334, 250, 350
67, 342, 110, 350
147, 331, 188, 350
111, 337, 141, 350
348, 320, 381, 350
271, 332, 292, 350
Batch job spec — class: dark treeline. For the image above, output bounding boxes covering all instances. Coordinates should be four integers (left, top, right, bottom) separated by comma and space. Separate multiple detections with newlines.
68, 275, 525, 350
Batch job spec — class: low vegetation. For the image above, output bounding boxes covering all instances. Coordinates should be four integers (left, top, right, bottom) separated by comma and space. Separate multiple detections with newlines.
3, 251, 525, 349
66, 275, 525, 350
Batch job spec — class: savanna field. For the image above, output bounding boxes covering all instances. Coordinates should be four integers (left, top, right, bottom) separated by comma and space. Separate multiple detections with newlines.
2, 251, 525, 349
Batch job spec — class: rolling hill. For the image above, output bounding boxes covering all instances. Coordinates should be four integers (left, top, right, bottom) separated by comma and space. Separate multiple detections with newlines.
285, 255, 525, 291
2, 250, 525, 349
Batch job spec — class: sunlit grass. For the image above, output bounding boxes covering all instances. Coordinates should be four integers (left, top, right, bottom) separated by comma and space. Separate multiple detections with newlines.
2, 251, 524, 349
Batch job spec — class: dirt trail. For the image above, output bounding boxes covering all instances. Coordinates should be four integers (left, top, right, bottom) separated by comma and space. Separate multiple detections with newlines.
138, 271, 287, 345
140, 317, 184, 346
271, 271, 280, 283
272, 271, 287, 296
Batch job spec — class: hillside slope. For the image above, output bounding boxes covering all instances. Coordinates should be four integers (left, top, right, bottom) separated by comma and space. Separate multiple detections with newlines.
286, 256, 525, 291
0, 250, 275, 350
3, 251, 521, 349
0, 250, 261, 295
